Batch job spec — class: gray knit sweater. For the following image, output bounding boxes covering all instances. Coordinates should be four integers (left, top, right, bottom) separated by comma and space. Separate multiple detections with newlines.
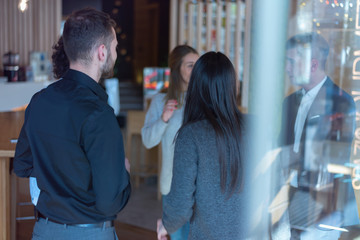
162, 120, 252, 239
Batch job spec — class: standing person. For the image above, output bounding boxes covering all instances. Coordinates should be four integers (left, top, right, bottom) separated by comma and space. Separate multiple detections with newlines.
28, 35, 71, 207
156, 52, 249, 240
13, 8, 131, 240
279, 32, 356, 239
141, 45, 199, 239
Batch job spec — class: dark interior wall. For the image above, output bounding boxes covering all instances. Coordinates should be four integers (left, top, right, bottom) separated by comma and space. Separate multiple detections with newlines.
157, 0, 170, 67
61, 0, 169, 81
62, 0, 102, 16
102, 0, 134, 80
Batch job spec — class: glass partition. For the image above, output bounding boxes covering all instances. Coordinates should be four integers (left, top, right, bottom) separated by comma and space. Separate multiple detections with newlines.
271, 0, 360, 238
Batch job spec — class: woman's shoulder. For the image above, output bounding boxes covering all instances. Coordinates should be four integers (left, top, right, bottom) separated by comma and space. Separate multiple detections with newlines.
147, 93, 166, 108
179, 120, 211, 137
150, 93, 166, 103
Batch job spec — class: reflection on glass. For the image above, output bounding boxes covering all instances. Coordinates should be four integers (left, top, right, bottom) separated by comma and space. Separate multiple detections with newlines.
277, 0, 360, 238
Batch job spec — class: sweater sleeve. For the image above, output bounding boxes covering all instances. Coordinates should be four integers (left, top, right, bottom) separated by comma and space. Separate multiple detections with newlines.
162, 125, 197, 233
141, 94, 168, 149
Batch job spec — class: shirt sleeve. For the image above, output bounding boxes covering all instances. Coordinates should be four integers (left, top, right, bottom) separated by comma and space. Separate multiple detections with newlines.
141, 94, 168, 149
82, 108, 131, 216
162, 126, 197, 233
14, 106, 33, 178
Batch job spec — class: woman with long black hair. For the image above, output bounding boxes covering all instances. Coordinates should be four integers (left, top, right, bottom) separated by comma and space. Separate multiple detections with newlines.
157, 52, 249, 240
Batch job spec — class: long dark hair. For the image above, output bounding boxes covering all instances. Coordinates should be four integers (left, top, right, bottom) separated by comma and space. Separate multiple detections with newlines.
164, 45, 198, 107
52, 36, 69, 79
181, 51, 244, 196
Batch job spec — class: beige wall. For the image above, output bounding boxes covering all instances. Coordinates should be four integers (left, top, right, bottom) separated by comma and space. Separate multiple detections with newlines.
0, 0, 62, 68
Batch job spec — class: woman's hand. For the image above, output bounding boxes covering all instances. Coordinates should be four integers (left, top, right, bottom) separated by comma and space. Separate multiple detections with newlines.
157, 218, 168, 240
161, 99, 178, 123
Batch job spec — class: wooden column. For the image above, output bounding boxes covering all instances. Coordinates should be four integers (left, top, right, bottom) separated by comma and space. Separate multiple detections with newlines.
241, 0, 252, 108
178, 0, 185, 45
0, 157, 10, 240
216, 0, 222, 51
196, 1, 204, 53
169, 0, 178, 51
205, 1, 213, 51
235, 0, 243, 79
224, 0, 231, 56
188, 2, 195, 46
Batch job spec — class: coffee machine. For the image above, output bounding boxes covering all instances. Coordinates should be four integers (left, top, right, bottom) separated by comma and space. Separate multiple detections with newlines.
3, 52, 20, 82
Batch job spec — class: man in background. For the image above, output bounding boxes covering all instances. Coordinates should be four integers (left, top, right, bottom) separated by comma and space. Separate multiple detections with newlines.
14, 8, 130, 239
279, 32, 357, 239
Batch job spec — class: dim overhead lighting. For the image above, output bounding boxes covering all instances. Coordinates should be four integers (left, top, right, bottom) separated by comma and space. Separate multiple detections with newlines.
332, 3, 335, 7
18, 0, 29, 12
112, 8, 119, 15
120, 49, 127, 56
125, 56, 131, 62
340, 3, 344, 7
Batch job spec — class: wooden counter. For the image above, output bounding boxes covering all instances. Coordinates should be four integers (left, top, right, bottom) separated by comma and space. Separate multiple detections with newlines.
0, 111, 24, 240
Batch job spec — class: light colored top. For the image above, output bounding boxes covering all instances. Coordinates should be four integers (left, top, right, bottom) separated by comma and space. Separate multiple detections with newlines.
141, 93, 185, 195
293, 76, 327, 153
29, 177, 40, 205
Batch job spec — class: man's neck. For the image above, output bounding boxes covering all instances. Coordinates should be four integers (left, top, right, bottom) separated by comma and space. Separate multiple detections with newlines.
69, 62, 100, 82
302, 73, 327, 91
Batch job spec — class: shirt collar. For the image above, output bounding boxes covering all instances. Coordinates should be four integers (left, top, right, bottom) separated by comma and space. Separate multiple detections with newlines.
302, 76, 327, 98
63, 69, 108, 102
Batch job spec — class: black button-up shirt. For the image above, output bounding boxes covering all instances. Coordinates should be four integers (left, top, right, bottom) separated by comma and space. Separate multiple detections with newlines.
14, 69, 131, 224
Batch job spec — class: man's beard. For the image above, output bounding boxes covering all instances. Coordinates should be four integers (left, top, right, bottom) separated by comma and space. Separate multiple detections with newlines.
101, 52, 115, 79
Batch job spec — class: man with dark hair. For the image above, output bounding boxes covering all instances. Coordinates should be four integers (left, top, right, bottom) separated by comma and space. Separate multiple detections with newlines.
13, 8, 131, 239
279, 32, 357, 239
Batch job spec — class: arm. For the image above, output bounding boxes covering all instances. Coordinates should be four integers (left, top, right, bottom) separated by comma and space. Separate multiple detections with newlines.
141, 95, 168, 149
157, 219, 168, 240
13, 106, 33, 178
162, 126, 197, 233
82, 108, 131, 216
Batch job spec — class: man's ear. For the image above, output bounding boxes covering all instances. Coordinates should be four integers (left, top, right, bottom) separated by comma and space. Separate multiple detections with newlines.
97, 44, 107, 62
311, 58, 318, 72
